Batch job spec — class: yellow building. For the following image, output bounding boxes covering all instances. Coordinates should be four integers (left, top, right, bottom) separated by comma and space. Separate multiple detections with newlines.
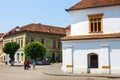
3, 23, 65, 63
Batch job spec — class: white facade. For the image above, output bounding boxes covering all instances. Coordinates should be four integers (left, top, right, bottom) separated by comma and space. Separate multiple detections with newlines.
70, 5, 120, 35
62, 4, 120, 74
62, 39, 120, 74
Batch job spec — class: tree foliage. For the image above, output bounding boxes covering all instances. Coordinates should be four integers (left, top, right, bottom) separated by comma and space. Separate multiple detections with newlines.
3, 42, 20, 61
24, 41, 46, 59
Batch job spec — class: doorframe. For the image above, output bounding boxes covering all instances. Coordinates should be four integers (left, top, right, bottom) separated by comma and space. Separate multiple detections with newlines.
87, 53, 98, 73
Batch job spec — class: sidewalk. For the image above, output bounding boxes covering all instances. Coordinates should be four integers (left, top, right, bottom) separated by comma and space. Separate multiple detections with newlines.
41, 63, 120, 79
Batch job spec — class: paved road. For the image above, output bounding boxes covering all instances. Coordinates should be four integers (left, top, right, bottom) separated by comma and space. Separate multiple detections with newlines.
0, 63, 120, 80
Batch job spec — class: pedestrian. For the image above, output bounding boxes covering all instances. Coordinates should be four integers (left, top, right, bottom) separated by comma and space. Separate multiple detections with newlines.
24, 59, 28, 70
11, 60, 14, 66
27, 60, 31, 70
32, 60, 36, 70
5, 61, 8, 65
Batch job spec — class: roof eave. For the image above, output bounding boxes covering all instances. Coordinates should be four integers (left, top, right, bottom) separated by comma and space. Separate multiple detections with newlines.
3, 30, 25, 38
61, 37, 120, 41
27, 31, 66, 36
67, 4, 120, 11
61, 33, 120, 41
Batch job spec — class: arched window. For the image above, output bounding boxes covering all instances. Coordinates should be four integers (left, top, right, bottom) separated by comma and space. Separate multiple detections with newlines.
88, 53, 98, 68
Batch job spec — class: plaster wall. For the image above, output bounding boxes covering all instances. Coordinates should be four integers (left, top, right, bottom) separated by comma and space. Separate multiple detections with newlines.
68, 6, 120, 35
62, 38, 120, 74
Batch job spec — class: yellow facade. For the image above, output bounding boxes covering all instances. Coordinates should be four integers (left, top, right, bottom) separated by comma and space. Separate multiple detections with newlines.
3, 33, 26, 63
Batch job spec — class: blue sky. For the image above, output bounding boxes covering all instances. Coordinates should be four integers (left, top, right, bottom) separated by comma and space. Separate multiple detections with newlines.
0, 0, 80, 33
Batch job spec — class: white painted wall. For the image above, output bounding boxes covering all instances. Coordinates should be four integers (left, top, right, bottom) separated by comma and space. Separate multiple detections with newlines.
62, 46, 73, 72
62, 38, 120, 74
68, 5, 120, 36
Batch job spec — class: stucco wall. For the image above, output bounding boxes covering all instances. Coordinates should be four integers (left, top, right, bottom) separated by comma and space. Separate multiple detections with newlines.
68, 5, 120, 35
3, 33, 26, 63
3, 32, 64, 63
62, 38, 120, 74
26, 32, 63, 50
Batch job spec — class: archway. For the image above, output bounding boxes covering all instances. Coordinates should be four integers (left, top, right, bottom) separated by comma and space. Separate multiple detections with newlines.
88, 53, 98, 68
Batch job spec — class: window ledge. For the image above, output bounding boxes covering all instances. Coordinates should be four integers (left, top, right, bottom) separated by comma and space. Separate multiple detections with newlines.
89, 31, 103, 34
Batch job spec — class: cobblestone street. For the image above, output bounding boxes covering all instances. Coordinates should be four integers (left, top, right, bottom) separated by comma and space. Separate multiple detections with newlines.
0, 63, 120, 80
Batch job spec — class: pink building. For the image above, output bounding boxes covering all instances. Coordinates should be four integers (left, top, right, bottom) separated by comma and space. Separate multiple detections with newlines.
0, 33, 3, 63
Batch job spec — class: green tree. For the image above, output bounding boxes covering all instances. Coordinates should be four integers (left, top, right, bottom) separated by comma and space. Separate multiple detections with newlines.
3, 42, 19, 65
24, 41, 46, 60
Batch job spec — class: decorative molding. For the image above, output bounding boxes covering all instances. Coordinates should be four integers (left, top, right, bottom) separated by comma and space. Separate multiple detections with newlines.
65, 45, 73, 48
102, 66, 110, 69
88, 13, 104, 18
101, 44, 110, 47
66, 65, 73, 68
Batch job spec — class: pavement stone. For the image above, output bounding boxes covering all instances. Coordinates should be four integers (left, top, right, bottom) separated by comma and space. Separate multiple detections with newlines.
40, 63, 120, 79
0, 63, 120, 80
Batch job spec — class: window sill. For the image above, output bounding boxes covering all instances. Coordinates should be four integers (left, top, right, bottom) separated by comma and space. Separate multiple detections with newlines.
89, 31, 103, 34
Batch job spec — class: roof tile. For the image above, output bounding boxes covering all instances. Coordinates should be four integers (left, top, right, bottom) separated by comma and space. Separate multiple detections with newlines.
67, 0, 120, 11
4, 23, 66, 37
0, 33, 3, 38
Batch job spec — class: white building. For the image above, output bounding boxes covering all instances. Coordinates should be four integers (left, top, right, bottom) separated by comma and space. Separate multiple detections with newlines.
61, 0, 120, 74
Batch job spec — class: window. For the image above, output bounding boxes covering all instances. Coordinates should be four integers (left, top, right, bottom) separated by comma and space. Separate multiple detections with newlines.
31, 38, 34, 42
16, 39, 20, 45
16, 38, 24, 48
41, 39, 44, 45
21, 39, 23, 47
53, 40, 56, 49
88, 14, 103, 33
58, 41, 61, 49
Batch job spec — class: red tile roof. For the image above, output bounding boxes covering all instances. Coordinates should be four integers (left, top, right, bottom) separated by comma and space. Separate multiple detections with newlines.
65, 25, 71, 29
4, 23, 66, 37
0, 33, 3, 38
0, 33, 3, 41
67, 0, 120, 11
61, 33, 120, 41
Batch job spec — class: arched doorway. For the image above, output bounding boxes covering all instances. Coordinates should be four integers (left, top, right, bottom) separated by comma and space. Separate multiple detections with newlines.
88, 53, 98, 68
17, 53, 19, 62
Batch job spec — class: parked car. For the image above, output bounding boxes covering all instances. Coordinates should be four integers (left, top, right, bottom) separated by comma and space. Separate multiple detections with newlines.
35, 60, 42, 65
35, 58, 50, 65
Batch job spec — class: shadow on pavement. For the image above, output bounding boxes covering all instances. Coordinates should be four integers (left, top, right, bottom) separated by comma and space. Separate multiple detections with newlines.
13, 65, 23, 67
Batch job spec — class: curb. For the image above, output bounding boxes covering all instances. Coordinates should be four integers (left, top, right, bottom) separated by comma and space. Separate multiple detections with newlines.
43, 72, 120, 79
